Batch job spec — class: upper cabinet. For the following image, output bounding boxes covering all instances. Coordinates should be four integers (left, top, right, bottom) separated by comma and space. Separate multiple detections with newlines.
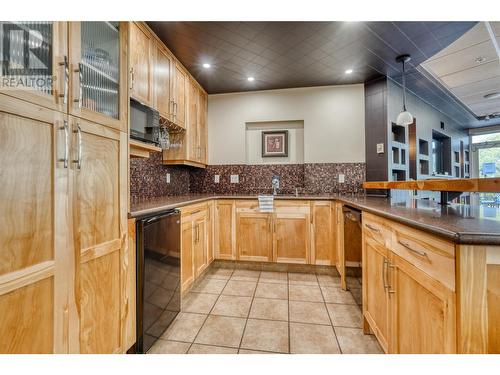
69, 22, 128, 132
172, 63, 187, 128
153, 45, 172, 120
0, 22, 68, 112
129, 22, 153, 107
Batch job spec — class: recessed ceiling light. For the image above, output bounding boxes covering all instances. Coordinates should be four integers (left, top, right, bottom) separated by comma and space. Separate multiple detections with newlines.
484, 92, 500, 100
345, 69, 353, 74
475, 56, 487, 63
247, 76, 255, 82
202, 63, 211, 69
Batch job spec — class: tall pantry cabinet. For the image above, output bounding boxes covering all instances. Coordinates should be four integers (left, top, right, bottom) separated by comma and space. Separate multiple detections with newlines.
0, 22, 131, 354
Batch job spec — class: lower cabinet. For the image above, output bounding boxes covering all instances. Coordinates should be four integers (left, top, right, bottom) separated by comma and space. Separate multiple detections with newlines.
180, 204, 211, 292
274, 202, 311, 264
362, 212, 457, 354
311, 201, 336, 265
215, 200, 235, 260
236, 212, 273, 262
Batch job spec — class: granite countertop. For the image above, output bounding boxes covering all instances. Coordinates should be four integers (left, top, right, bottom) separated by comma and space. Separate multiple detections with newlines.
130, 194, 500, 245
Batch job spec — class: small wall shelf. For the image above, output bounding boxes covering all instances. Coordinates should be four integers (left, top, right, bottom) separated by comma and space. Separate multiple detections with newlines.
129, 139, 162, 158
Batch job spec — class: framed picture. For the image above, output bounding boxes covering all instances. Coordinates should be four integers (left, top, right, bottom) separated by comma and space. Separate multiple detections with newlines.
262, 130, 288, 157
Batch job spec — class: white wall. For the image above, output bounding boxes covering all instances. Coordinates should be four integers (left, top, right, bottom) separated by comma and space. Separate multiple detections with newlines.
208, 84, 365, 165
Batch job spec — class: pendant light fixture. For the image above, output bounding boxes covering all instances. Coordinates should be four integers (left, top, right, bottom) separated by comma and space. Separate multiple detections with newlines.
395, 54, 413, 126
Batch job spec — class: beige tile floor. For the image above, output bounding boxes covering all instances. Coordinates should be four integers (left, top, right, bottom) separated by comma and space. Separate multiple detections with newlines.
148, 269, 382, 354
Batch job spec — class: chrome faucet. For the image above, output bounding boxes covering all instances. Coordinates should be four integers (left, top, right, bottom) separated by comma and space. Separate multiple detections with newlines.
271, 175, 280, 195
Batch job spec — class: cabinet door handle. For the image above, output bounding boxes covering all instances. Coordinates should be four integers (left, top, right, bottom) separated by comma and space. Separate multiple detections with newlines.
58, 56, 69, 104
366, 224, 380, 233
73, 63, 83, 109
398, 240, 427, 257
382, 259, 389, 291
72, 122, 82, 169
130, 67, 134, 90
58, 120, 69, 168
387, 263, 396, 294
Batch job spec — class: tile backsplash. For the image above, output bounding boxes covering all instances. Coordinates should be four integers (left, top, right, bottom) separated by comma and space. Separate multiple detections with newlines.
130, 152, 366, 200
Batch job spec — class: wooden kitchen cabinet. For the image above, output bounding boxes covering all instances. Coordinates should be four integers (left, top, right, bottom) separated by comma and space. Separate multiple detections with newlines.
215, 200, 236, 260
311, 201, 335, 265
153, 44, 172, 120
0, 22, 69, 113
129, 22, 153, 106
172, 63, 187, 128
362, 235, 391, 353
390, 253, 456, 353
187, 79, 199, 162
207, 201, 215, 264
69, 22, 128, 132
273, 202, 311, 264
73, 116, 128, 354
362, 211, 457, 354
180, 219, 195, 291
236, 211, 273, 262
0, 96, 72, 354
193, 212, 208, 278
197, 90, 208, 165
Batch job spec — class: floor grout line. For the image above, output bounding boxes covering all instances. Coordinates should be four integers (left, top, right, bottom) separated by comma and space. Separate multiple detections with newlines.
236, 271, 260, 352
317, 273, 343, 354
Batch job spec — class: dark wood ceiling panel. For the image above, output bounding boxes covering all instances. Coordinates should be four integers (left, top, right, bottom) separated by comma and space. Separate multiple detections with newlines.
146, 21, 490, 128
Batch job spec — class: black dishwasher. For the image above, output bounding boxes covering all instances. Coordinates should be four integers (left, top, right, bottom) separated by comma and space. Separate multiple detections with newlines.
136, 209, 181, 353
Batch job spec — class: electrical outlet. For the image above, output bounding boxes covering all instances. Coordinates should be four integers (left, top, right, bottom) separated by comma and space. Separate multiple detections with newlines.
230, 174, 239, 184
376, 143, 385, 154
214, 174, 220, 183
338, 174, 345, 183
166, 173, 171, 183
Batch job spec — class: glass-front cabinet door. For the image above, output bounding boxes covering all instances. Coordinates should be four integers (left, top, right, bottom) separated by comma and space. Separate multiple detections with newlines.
69, 22, 127, 131
0, 21, 68, 112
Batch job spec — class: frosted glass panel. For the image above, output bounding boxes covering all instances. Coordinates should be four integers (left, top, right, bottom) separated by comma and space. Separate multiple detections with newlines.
80, 22, 120, 119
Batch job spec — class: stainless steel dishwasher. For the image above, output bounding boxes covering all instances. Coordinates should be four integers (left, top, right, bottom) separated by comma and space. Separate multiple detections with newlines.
136, 209, 181, 353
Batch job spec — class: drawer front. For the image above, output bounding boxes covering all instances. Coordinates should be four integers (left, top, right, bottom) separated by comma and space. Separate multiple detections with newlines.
390, 223, 455, 291
235, 200, 260, 213
181, 202, 209, 217
274, 200, 310, 214
362, 212, 391, 248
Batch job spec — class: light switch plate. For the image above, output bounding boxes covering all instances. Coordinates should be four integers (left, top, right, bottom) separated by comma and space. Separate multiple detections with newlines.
230, 174, 239, 184
214, 174, 220, 183
338, 174, 345, 183
376, 143, 385, 154
166, 173, 171, 183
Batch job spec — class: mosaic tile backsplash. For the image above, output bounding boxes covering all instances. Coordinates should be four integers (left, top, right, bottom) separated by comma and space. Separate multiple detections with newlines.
130, 152, 366, 200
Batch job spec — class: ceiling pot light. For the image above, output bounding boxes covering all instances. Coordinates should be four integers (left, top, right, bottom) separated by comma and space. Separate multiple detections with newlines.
475, 56, 487, 63
484, 92, 500, 100
395, 54, 413, 126
345, 69, 353, 74
247, 76, 255, 82
202, 63, 211, 69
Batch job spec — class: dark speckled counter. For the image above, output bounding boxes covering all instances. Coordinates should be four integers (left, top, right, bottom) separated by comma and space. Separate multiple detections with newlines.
130, 194, 500, 245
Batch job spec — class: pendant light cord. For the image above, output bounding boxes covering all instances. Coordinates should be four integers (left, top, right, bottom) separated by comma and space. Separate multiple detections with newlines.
402, 59, 407, 111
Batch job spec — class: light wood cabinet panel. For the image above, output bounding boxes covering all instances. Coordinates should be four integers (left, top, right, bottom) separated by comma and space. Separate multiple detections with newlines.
172, 64, 186, 128
0, 96, 72, 354
311, 201, 335, 265
187, 79, 199, 162
362, 235, 390, 353
198, 90, 208, 164
215, 201, 236, 260
193, 212, 208, 278
73, 117, 127, 354
274, 210, 310, 264
237, 213, 273, 262
391, 253, 456, 353
129, 22, 153, 106
69, 22, 128, 132
333, 202, 346, 289
0, 22, 68, 113
181, 220, 194, 291
207, 201, 215, 264
153, 45, 172, 120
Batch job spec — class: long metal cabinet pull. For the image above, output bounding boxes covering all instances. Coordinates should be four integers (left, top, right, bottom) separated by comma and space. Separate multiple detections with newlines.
59, 120, 69, 168
387, 263, 396, 294
130, 67, 134, 90
73, 123, 82, 169
58, 56, 69, 104
74, 62, 83, 109
398, 240, 427, 257
382, 259, 389, 291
